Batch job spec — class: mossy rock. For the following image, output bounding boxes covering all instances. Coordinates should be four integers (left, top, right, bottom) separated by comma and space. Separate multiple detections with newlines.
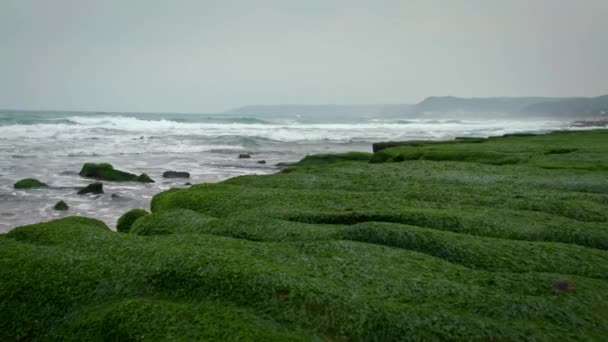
77, 182, 104, 195
14, 178, 47, 189
79, 163, 154, 183
137, 173, 154, 183
53, 200, 69, 211
294, 152, 372, 167
116, 209, 149, 233
162, 171, 190, 178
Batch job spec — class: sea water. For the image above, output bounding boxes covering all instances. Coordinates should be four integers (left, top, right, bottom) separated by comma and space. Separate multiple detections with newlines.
0, 110, 574, 231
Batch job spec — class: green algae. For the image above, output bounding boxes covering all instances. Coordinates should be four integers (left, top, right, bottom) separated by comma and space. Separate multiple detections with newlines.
2, 130, 608, 340
116, 209, 149, 233
14, 178, 47, 189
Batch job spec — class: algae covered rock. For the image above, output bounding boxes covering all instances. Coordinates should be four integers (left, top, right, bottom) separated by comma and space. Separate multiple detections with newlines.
130, 209, 215, 236
116, 208, 149, 233
79, 163, 154, 183
77, 182, 104, 195
162, 171, 190, 178
137, 173, 154, 183
14, 178, 48, 189
53, 200, 69, 211
294, 152, 372, 166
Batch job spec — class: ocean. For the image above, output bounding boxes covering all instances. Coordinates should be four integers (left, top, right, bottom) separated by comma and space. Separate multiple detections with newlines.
0, 110, 575, 231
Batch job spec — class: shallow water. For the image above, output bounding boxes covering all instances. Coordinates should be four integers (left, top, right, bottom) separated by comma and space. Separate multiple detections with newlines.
0, 111, 578, 231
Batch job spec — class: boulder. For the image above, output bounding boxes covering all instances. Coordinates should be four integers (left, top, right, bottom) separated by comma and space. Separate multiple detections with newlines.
257, 160, 267, 164
238, 153, 251, 159
137, 173, 154, 183
116, 208, 149, 233
77, 182, 104, 195
14, 178, 48, 189
162, 171, 190, 178
53, 200, 69, 211
79, 163, 154, 183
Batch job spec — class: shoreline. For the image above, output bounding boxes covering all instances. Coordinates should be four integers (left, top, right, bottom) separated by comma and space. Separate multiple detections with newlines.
2, 129, 608, 339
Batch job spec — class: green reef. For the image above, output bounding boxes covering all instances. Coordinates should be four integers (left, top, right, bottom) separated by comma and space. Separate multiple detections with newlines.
79, 163, 155, 183
117, 209, 149, 233
2, 130, 608, 340
13, 178, 48, 189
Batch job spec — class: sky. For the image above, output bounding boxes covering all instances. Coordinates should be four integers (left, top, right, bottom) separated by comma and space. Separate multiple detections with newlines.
1, 0, 607, 113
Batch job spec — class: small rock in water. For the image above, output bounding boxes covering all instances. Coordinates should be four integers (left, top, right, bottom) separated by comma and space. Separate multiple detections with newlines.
79, 162, 154, 183
184, 182, 192, 186
137, 173, 155, 183
53, 200, 69, 211
163, 171, 190, 178
14, 178, 48, 189
111, 193, 120, 199
257, 160, 267, 164
78, 182, 104, 195
59, 171, 79, 176
239, 153, 252, 159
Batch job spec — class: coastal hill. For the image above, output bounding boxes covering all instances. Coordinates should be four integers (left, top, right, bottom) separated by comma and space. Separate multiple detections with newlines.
227, 94, 608, 120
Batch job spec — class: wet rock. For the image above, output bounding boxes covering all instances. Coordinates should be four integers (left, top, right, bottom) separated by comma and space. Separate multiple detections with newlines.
239, 153, 251, 159
163, 171, 190, 178
257, 160, 267, 164
77, 182, 104, 195
79, 163, 154, 183
14, 178, 48, 189
184, 182, 192, 186
53, 200, 69, 211
137, 173, 154, 183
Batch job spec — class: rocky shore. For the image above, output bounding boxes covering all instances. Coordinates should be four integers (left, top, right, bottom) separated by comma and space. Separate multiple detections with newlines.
2, 130, 608, 340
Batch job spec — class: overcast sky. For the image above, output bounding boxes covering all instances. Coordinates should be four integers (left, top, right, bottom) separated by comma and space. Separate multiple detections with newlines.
1, 0, 607, 113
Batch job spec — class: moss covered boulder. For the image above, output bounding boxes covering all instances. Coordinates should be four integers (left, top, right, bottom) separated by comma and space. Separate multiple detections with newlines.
162, 171, 190, 178
53, 200, 69, 211
77, 182, 104, 195
13, 178, 47, 189
79, 163, 154, 183
116, 209, 149, 233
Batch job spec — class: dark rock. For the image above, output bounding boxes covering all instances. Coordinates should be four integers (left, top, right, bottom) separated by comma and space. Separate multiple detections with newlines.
257, 160, 267, 164
275, 162, 295, 168
163, 171, 190, 178
53, 200, 69, 211
77, 182, 104, 195
116, 208, 149, 233
79, 163, 154, 183
184, 182, 192, 186
238, 153, 251, 159
137, 173, 155, 183
553, 280, 575, 292
14, 178, 48, 189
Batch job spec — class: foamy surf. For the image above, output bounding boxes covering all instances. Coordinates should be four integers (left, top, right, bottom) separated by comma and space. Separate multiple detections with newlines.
0, 110, 580, 231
